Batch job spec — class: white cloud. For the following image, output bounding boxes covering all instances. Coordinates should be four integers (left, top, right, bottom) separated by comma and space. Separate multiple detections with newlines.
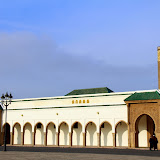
0, 32, 157, 99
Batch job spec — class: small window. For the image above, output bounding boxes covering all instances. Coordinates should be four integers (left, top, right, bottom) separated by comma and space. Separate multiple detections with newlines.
37, 123, 42, 128
87, 99, 89, 103
83, 100, 85, 103
76, 100, 78, 104
79, 100, 82, 103
73, 122, 78, 128
72, 100, 74, 104
101, 123, 104, 128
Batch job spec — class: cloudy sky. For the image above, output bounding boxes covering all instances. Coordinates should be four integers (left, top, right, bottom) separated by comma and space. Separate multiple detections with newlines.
0, 0, 160, 99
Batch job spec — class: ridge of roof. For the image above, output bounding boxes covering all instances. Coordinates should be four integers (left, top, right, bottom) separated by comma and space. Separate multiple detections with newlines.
65, 87, 114, 96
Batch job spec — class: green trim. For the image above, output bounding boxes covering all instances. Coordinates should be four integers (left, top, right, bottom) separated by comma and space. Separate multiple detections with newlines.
11, 93, 131, 103
6, 103, 126, 111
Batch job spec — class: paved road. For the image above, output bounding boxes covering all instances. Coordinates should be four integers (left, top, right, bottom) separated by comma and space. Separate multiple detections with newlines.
0, 146, 159, 160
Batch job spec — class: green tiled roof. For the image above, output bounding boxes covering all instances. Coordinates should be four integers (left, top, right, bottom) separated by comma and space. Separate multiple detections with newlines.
65, 87, 114, 96
125, 91, 160, 101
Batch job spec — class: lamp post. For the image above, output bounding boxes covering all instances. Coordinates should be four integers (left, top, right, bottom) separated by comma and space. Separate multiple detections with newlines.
1, 92, 13, 151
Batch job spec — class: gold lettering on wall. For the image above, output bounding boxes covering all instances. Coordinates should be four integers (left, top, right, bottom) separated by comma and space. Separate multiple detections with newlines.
72, 99, 90, 104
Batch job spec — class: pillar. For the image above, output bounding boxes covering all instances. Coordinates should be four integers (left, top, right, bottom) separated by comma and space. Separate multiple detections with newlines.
130, 131, 135, 148
10, 132, 13, 145
83, 132, 86, 147
112, 133, 115, 147
21, 132, 24, 145
97, 133, 100, 147
155, 132, 160, 150
44, 132, 47, 146
56, 132, 59, 146
32, 132, 35, 146
69, 132, 72, 147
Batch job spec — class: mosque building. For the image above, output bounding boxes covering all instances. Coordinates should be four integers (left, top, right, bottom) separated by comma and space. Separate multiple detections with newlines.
0, 47, 160, 149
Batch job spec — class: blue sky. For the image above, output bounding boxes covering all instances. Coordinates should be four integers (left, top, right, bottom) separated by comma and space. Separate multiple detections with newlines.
0, 0, 160, 99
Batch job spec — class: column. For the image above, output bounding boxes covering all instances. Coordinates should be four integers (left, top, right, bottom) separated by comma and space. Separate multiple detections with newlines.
130, 131, 135, 148
21, 132, 24, 145
69, 132, 72, 147
10, 132, 13, 145
155, 132, 160, 150
44, 132, 47, 146
32, 132, 35, 146
97, 133, 100, 147
56, 132, 59, 146
83, 132, 86, 147
112, 133, 116, 147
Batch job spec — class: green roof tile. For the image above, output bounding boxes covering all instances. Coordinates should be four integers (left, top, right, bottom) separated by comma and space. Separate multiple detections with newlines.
65, 87, 114, 96
124, 91, 160, 101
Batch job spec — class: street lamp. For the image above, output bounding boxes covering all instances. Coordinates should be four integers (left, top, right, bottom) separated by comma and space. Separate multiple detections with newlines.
1, 92, 13, 151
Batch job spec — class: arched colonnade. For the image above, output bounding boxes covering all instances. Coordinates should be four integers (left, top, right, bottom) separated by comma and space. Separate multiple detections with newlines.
2, 121, 128, 147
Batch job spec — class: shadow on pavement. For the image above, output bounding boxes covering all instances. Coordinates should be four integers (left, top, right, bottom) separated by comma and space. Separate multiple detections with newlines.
0, 146, 160, 157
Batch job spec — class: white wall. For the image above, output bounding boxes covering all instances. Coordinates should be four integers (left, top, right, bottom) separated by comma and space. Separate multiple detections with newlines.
101, 122, 113, 146
72, 122, 83, 146
24, 123, 32, 145
47, 123, 56, 145
59, 123, 69, 146
86, 122, 97, 146
13, 123, 21, 144
1, 91, 137, 147
116, 121, 128, 146
138, 115, 147, 147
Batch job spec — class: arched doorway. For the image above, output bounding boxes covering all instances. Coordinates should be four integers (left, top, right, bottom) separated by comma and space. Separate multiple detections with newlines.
115, 121, 128, 147
59, 122, 69, 146
100, 122, 113, 146
85, 122, 97, 146
35, 122, 44, 145
72, 122, 83, 146
135, 114, 155, 147
13, 123, 21, 145
46, 122, 56, 145
3, 123, 10, 144
23, 123, 32, 145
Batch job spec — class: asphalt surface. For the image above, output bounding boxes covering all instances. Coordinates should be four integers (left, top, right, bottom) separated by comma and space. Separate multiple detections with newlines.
0, 146, 159, 160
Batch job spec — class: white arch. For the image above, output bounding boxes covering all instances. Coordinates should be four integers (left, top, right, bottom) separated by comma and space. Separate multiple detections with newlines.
72, 122, 83, 146
24, 123, 32, 145
100, 122, 113, 146
13, 123, 21, 145
59, 122, 69, 146
35, 122, 44, 145
116, 121, 128, 146
86, 122, 97, 146
47, 122, 56, 145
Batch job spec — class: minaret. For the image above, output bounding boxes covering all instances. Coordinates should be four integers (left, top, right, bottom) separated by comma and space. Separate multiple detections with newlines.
158, 47, 160, 89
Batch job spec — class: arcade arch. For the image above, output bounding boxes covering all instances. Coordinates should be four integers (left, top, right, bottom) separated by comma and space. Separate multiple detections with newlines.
71, 122, 83, 146
13, 123, 21, 145
59, 122, 69, 146
85, 122, 97, 146
135, 114, 155, 147
23, 123, 32, 145
100, 121, 113, 146
46, 122, 56, 145
34, 122, 44, 145
3, 123, 10, 144
115, 121, 128, 147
